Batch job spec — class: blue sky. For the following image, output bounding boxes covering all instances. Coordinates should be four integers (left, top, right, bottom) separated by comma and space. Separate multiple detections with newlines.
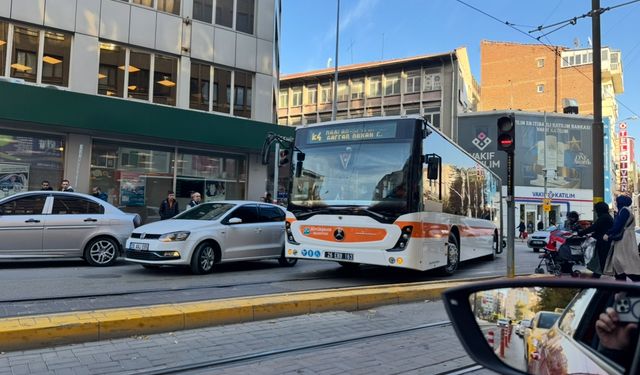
280, 0, 640, 146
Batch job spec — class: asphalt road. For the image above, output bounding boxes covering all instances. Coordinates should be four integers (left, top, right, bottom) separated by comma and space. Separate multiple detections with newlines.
0, 241, 547, 318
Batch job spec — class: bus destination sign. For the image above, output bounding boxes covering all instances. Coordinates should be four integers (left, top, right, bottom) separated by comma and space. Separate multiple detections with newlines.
307, 122, 397, 144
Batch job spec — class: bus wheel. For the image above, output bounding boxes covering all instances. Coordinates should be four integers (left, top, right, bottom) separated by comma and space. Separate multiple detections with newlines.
442, 236, 459, 276
338, 261, 360, 270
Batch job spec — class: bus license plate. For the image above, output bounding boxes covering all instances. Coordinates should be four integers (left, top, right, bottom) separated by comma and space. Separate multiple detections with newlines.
130, 242, 149, 251
325, 251, 353, 261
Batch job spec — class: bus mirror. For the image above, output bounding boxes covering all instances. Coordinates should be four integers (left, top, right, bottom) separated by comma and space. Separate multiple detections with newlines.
295, 161, 304, 178
426, 154, 440, 180
297, 152, 306, 161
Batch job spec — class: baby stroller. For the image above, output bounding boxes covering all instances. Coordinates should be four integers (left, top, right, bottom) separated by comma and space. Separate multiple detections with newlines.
535, 230, 587, 277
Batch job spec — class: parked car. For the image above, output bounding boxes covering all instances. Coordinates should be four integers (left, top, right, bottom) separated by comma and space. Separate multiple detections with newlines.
443, 278, 640, 375
515, 319, 530, 336
496, 318, 510, 328
0, 191, 140, 266
527, 225, 557, 252
523, 310, 561, 362
125, 201, 296, 274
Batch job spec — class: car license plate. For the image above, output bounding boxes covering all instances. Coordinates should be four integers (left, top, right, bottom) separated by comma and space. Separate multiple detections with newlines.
324, 251, 354, 261
130, 242, 149, 251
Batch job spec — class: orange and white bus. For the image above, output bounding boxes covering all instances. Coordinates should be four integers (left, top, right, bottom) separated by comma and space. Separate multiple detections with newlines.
282, 116, 502, 274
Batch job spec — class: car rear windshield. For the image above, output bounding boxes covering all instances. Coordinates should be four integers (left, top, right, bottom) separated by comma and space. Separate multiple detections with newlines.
537, 313, 560, 329
174, 203, 235, 220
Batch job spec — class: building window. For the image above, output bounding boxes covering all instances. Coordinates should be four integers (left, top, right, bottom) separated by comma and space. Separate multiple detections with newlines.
41, 31, 71, 87
536, 84, 545, 93
291, 87, 302, 107
10, 26, 39, 83
405, 70, 421, 93
424, 108, 440, 128
337, 82, 348, 101
403, 104, 420, 115
319, 113, 332, 122
320, 84, 332, 103
351, 79, 364, 99
233, 70, 252, 118
290, 116, 302, 126
212, 67, 232, 113
193, 0, 213, 23
128, 50, 151, 101
423, 72, 441, 91
98, 43, 126, 97
384, 74, 400, 96
236, 0, 255, 34
278, 90, 288, 108
0, 21, 7, 76
350, 109, 364, 118
132, 0, 153, 7
190, 62, 210, 111
216, 0, 234, 28
601, 49, 609, 61
536, 58, 544, 68
306, 86, 317, 105
304, 114, 317, 124
368, 76, 381, 97
157, 0, 180, 14
384, 106, 401, 116
153, 54, 177, 106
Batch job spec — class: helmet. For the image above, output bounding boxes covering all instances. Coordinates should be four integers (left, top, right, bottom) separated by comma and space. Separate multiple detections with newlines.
567, 211, 579, 221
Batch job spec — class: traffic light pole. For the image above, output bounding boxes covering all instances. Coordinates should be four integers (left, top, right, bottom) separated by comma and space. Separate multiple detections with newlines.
592, 0, 604, 204
506, 152, 515, 278
273, 143, 280, 203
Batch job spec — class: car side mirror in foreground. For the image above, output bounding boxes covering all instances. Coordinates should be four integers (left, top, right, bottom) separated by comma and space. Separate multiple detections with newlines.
227, 217, 242, 224
442, 278, 640, 375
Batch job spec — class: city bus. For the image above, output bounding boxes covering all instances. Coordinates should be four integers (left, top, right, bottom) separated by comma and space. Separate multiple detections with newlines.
282, 116, 501, 274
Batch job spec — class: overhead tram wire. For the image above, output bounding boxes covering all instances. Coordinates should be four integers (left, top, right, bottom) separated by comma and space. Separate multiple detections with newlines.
455, 0, 640, 119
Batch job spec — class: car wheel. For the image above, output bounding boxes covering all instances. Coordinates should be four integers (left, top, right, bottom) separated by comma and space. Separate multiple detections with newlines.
84, 237, 119, 266
278, 247, 298, 267
441, 235, 460, 276
190, 242, 216, 275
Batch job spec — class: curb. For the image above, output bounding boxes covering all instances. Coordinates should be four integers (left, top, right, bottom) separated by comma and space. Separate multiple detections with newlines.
0, 274, 524, 352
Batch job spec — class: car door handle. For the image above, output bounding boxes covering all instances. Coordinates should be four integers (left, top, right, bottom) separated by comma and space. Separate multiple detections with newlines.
25, 219, 40, 223
84, 218, 98, 222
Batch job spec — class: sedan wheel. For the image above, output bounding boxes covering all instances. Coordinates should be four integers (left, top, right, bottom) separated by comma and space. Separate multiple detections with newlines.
85, 238, 118, 266
191, 243, 216, 275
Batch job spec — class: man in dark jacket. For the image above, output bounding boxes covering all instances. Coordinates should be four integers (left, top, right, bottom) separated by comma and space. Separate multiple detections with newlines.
159, 191, 179, 220
578, 202, 613, 278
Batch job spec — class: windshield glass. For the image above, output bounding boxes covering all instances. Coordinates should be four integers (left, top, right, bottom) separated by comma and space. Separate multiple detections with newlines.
173, 203, 235, 220
290, 140, 413, 215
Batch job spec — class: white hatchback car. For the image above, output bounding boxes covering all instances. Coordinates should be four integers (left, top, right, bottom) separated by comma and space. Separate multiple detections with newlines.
125, 201, 295, 274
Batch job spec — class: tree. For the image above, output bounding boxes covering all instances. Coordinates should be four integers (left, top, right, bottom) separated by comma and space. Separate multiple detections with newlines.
535, 288, 581, 312
514, 301, 526, 321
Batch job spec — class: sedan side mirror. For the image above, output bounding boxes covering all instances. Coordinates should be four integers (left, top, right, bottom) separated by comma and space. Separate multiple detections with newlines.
442, 278, 640, 375
227, 217, 242, 224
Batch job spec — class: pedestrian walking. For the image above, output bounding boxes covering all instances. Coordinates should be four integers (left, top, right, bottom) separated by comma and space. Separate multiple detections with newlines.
60, 179, 74, 192
159, 191, 180, 220
188, 192, 202, 209
91, 186, 108, 201
578, 202, 613, 278
518, 221, 526, 240
40, 180, 53, 191
602, 195, 640, 281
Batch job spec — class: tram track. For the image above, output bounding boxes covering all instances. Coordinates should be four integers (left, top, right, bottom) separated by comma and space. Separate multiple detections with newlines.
119, 320, 483, 375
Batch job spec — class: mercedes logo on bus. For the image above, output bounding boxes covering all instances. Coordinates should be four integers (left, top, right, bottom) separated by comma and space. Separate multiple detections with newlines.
334, 228, 345, 241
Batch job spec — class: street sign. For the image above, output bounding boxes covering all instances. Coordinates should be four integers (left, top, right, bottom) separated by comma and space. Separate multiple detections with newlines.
543, 204, 551, 212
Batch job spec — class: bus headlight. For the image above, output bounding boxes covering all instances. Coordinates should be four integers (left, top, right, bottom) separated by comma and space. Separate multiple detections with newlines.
286, 222, 300, 245
388, 225, 413, 251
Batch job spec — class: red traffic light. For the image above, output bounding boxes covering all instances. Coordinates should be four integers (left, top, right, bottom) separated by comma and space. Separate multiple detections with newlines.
498, 135, 514, 147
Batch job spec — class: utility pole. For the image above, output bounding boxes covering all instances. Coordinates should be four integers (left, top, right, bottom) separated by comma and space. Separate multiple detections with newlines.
592, 0, 604, 204
331, 0, 340, 121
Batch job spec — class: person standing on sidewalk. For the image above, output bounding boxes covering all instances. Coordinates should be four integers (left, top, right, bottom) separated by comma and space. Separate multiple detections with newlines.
578, 202, 613, 278
60, 179, 74, 192
602, 195, 640, 281
518, 221, 526, 240
159, 191, 179, 220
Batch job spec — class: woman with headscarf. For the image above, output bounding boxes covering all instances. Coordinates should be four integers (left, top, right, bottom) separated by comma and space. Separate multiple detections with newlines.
578, 202, 613, 278
602, 195, 640, 281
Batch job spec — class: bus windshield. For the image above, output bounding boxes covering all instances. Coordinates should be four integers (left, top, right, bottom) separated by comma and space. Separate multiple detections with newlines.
289, 139, 413, 219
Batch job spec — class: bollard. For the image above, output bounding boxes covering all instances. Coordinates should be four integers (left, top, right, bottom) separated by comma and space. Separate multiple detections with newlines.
487, 330, 495, 348
505, 326, 510, 348
499, 328, 506, 358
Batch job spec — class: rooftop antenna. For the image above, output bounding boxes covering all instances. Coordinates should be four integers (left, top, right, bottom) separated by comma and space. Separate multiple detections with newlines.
573, 37, 580, 48
587, 37, 592, 47
326, 57, 332, 68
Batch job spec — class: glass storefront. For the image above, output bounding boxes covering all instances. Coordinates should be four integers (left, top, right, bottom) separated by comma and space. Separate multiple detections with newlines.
90, 140, 247, 223
0, 130, 65, 198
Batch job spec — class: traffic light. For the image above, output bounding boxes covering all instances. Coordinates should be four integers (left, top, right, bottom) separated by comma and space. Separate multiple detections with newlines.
496, 114, 515, 153
278, 149, 290, 166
